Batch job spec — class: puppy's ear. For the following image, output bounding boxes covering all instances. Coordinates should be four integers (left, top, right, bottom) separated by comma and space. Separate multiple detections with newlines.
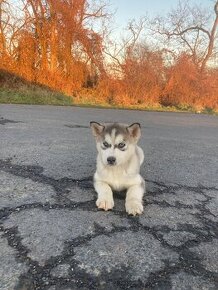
127, 123, 141, 142
90, 121, 105, 137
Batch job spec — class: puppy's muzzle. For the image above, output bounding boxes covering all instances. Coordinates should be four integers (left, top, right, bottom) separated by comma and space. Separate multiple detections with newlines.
107, 156, 116, 166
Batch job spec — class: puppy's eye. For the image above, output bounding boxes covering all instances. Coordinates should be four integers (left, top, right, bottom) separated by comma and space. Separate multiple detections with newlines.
103, 141, 110, 148
118, 142, 125, 149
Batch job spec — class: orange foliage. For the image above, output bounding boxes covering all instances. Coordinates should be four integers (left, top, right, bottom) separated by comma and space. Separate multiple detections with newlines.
121, 48, 164, 106
0, 0, 217, 111
162, 54, 218, 110
0, 0, 106, 95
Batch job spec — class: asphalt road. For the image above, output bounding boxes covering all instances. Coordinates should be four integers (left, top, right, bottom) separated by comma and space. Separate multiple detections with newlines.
0, 104, 218, 290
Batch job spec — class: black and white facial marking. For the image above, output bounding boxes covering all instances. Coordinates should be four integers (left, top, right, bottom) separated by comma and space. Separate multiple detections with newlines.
101, 139, 127, 151
115, 141, 126, 151
104, 127, 128, 148
90, 122, 141, 167
100, 126, 132, 166
101, 141, 112, 150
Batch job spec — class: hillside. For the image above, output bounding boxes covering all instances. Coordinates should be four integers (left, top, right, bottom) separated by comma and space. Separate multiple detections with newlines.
0, 70, 73, 106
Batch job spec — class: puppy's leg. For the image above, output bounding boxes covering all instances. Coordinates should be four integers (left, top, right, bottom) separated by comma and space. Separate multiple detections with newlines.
125, 180, 145, 216
94, 181, 114, 211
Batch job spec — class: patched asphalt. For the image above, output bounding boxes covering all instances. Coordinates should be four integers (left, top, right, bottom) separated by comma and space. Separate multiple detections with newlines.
0, 104, 218, 290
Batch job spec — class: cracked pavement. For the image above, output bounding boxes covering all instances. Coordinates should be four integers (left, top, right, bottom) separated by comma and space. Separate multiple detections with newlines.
0, 104, 218, 290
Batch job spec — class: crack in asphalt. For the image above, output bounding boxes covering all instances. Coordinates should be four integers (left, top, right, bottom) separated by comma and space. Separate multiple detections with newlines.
64, 124, 89, 129
0, 117, 21, 125
0, 158, 218, 289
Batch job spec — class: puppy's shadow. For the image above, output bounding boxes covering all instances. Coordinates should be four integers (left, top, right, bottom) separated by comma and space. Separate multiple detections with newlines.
113, 190, 126, 211
114, 190, 126, 200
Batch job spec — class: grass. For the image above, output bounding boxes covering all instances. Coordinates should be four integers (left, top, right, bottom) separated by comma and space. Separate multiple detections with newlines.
0, 70, 217, 115
0, 87, 73, 106
0, 69, 73, 106
0, 83, 217, 115
1, 87, 218, 116
69, 100, 218, 115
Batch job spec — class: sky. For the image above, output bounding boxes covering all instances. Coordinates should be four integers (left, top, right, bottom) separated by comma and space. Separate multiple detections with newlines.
11, 0, 215, 40
109, 0, 214, 32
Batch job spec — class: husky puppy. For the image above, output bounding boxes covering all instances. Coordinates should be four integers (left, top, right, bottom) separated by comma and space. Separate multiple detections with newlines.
90, 122, 145, 215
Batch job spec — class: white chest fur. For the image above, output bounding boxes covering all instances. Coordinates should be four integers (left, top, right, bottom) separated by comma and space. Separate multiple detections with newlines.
94, 147, 143, 191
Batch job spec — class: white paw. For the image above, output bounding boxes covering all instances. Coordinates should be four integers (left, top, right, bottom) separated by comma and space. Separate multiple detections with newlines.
96, 197, 114, 211
125, 201, 143, 216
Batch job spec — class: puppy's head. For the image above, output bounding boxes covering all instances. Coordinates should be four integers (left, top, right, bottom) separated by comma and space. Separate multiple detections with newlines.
90, 122, 141, 166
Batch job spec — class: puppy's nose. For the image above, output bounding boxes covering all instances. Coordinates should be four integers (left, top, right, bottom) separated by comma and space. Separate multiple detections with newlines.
107, 156, 116, 165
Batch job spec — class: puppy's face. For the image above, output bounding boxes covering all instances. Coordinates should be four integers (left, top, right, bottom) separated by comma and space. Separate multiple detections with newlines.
90, 122, 141, 167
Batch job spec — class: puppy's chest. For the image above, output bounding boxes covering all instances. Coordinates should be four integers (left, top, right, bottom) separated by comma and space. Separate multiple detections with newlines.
100, 167, 134, 191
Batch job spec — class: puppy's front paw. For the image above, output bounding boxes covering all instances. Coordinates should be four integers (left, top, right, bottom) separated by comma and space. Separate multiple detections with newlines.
96, 197, 114, 211
125, 201, 143, 216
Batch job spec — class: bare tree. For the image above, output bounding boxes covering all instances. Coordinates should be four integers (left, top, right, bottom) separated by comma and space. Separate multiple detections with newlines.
104, 17, 148, 75
0, 0, 27, 65
22, 0, 109, 76
0, 0, 8, 55
151, 0, 218, 71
